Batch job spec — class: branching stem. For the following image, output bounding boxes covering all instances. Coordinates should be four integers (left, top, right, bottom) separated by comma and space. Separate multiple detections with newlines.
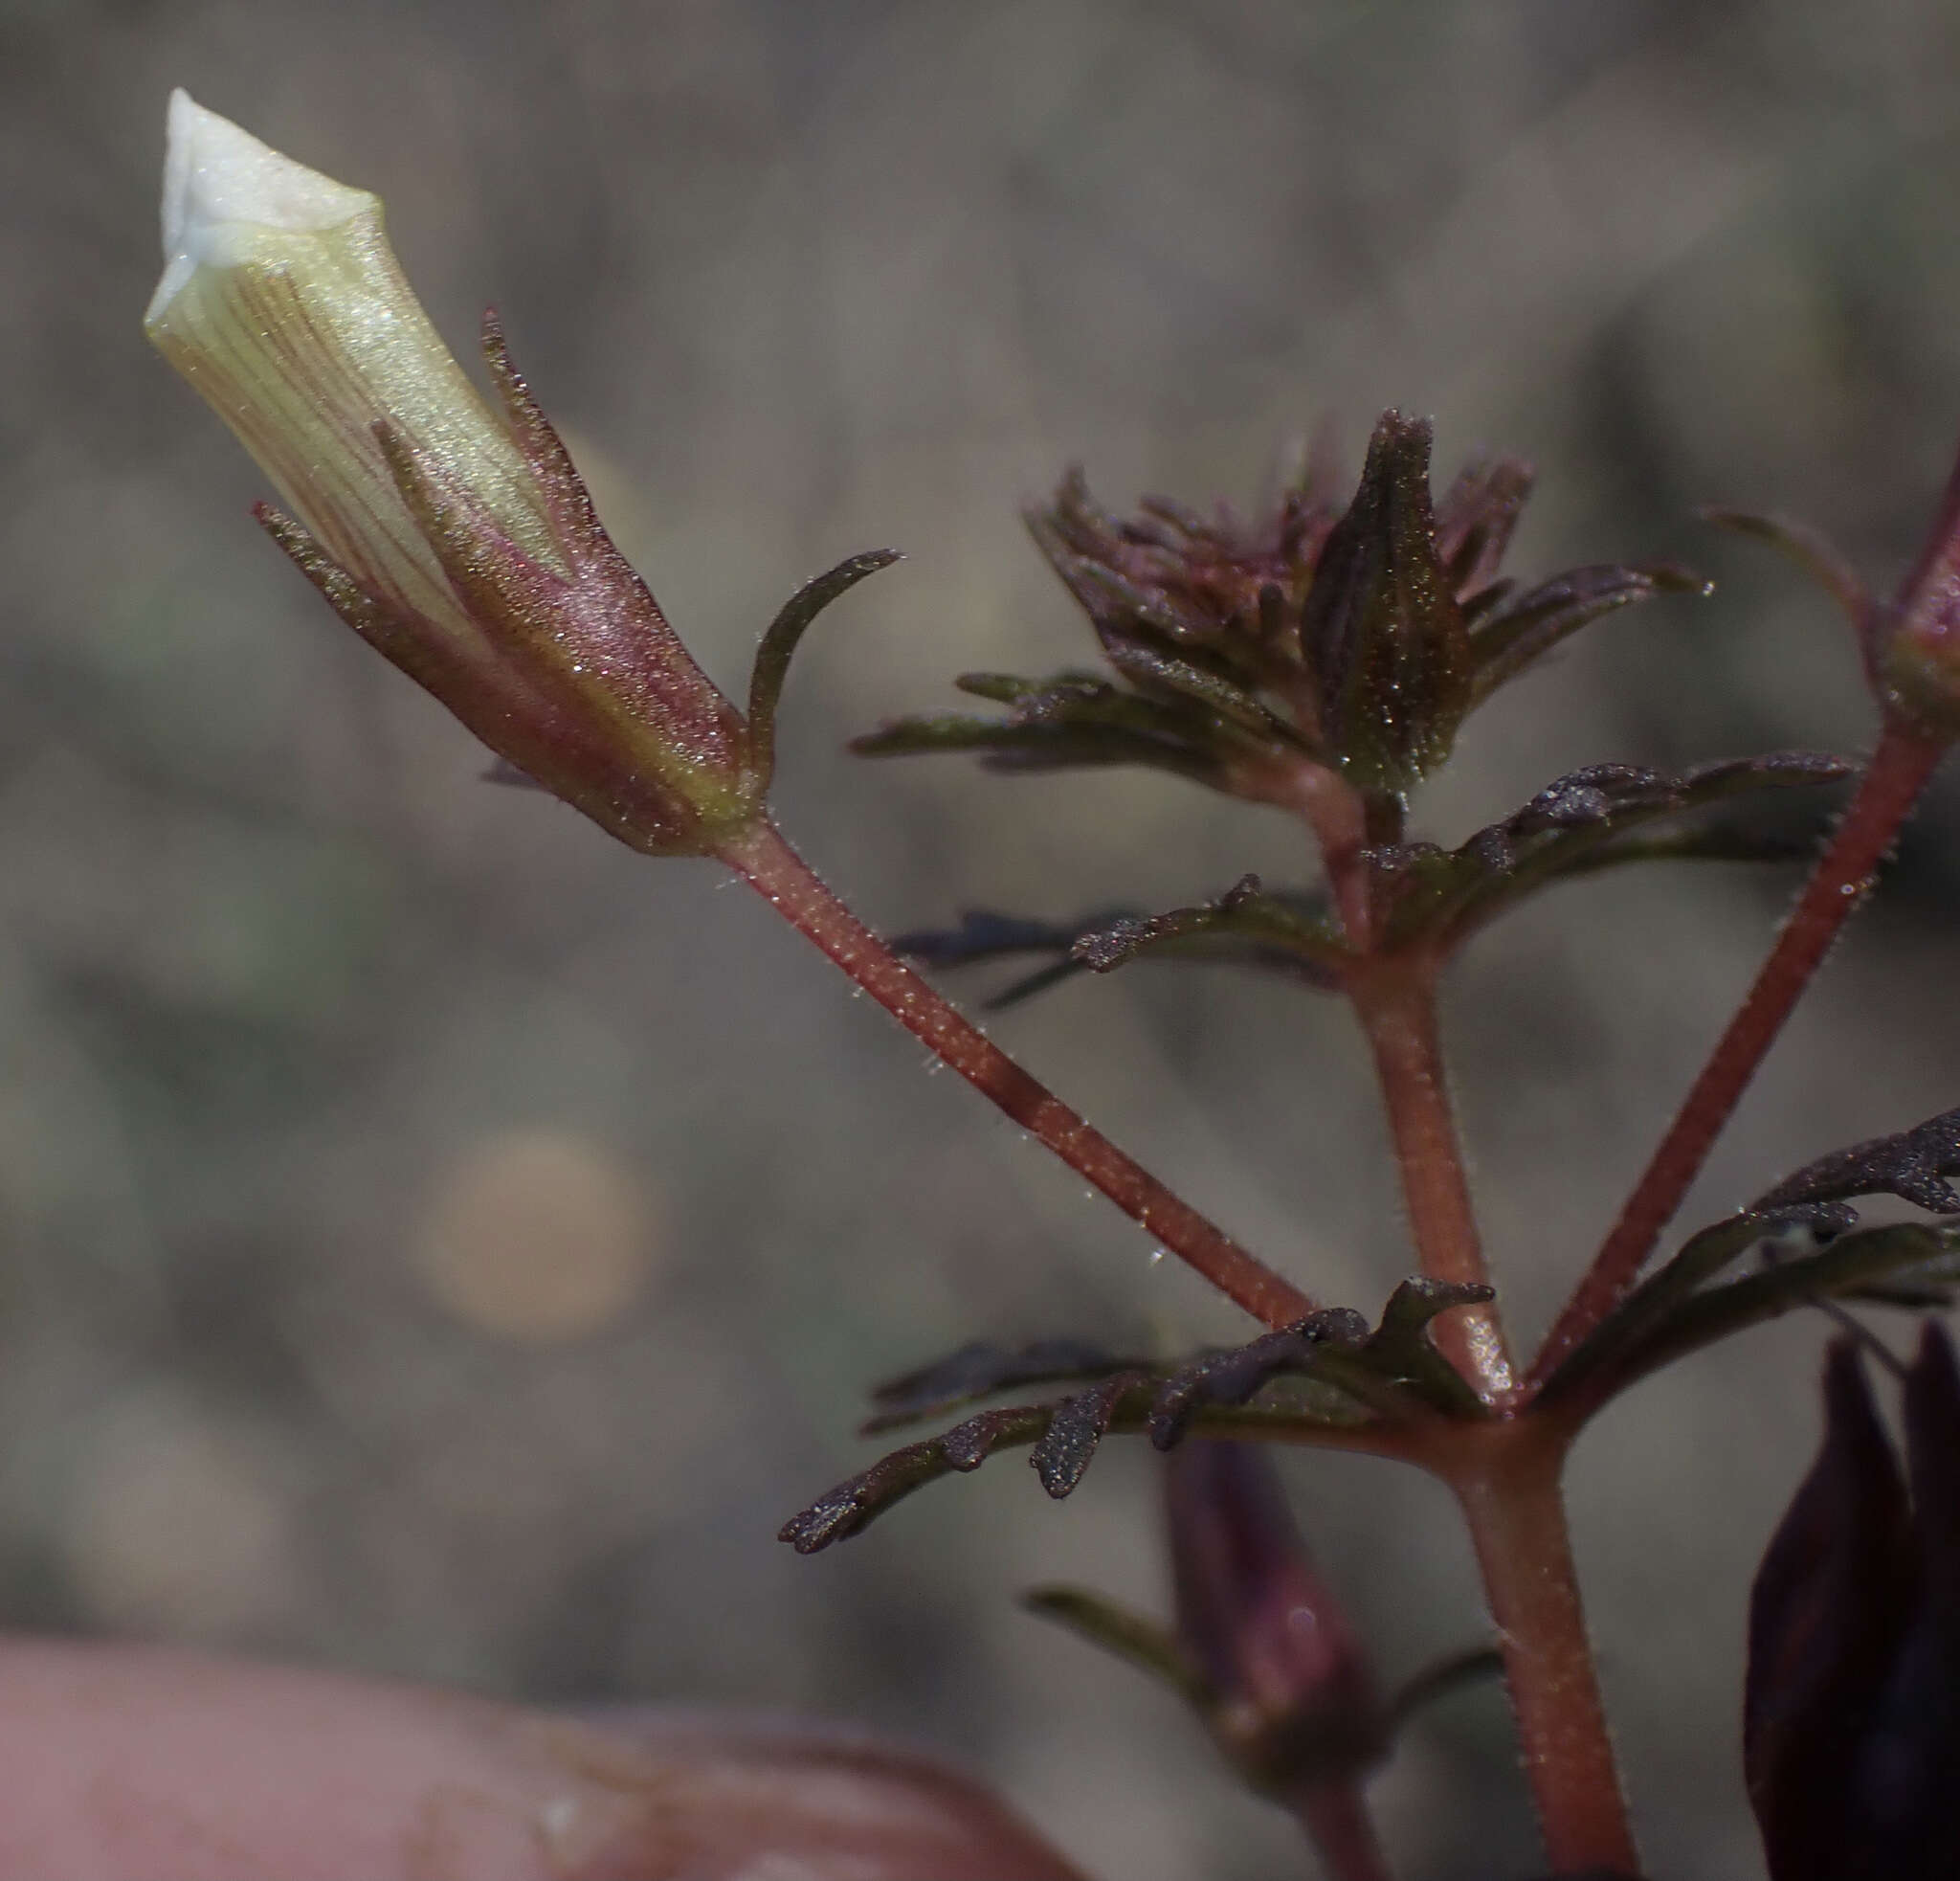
720, 818, 1317, 1331
1530, 719, 1945, 1387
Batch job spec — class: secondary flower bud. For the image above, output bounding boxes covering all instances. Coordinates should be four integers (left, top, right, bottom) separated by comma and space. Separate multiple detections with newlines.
145, 91, 758, 856
1860, 438, 1960, 739
1746, 1332, 1960, 1880
1164, 1439, 1387, 1793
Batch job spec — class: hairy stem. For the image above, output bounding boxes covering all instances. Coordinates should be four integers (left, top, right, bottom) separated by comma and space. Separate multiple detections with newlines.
1285, 763, 1374, 945
1354, 969, 1514, 1401
1292, 1778, 1395, 1881
1530, 720, 1945, 1386
1449, 1430, 1637, 1875
720, 818, 1317, 1330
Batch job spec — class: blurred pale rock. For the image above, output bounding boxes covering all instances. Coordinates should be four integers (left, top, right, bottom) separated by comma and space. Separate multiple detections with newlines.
414, 1127, 654, 1344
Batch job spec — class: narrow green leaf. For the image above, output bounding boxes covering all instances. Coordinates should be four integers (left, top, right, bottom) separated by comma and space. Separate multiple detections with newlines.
1022, 1585, 1211, 1706
746, 550, 901, 786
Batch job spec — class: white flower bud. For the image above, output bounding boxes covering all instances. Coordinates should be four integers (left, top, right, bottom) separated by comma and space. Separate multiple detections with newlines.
145, 92, 783, 858
145, 91, 562, 640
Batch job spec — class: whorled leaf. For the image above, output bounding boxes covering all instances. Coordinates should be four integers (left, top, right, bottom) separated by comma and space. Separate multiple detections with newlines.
1434, 456, 1535, 603
890, 756, 1841, 1019
860, 427, 1707, 829
1752, 1105, 1960, 1217
1537, 1204, 1860, 1412
784, 1283, 1497, 1553
1547, 822, 1822, 874
779, 1403, 1058, 1555
889, 908, 1115, 1010
1467, 563, 1710, 705
891, 910, 1104, 971
1034, 1371, 1163, 1495
1100, 638, 1299, 739
1067, 872, 1347, 983
849, 665, 1299, 794
893, 883, 1347, 1011
1538, 1216, 1960, 1420
779, 1387, 1369, 1556
861, 1338, 1137, 1434
1366, 751, 1852, 952
1024, 467, 1326, 701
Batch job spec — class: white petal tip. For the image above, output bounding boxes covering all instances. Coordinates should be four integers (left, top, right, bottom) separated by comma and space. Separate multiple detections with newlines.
146, 90, 375, 327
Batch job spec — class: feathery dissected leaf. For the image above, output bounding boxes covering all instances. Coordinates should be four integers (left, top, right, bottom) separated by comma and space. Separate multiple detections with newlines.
892, 883, 1348, 1010
783, 1282, 1499, 1553
1366, 751, 1852, 952
862, 1338, 1138, 1434
1752, 1105, 1960, 1218
1067, 873, 1347, 982
1540, 1217, 1960, 1418
1467, 563, 1710, 705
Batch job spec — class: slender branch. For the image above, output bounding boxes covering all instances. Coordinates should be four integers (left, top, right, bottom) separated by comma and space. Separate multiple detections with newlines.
1447, 1430, 1637, 1876
1529, 720, 1945, 1386
1292, 1777, 1395, 1881
1353, 968, 1514, 1401
718, 818, 1317, 1331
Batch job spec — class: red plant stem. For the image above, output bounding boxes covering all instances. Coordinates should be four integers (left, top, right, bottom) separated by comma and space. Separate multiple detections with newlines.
1292, 1778, 1394, 1881
1529, 720, 1946, 1387
1448, 1430, 1637, 1876
1285, 764, 1373, 945
719, 818, 1317, 1331
1353, 968, 1514, 1401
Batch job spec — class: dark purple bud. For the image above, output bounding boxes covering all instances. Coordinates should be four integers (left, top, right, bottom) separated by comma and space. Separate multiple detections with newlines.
1164, 1439, 1386, 1793
1299, 411, 1473, 795
1875, 439, 1960, 741
1744, 1335, 1960, 1880
1844, 1326, 1960, 1873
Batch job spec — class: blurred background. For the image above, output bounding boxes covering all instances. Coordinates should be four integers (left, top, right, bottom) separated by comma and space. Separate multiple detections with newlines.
8, 2, 1960, 1875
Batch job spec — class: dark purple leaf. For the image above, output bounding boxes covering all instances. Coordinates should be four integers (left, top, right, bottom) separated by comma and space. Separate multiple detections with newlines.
1467, 563, 1709, 704
863, 1338, 1133, 1434
1753, 1106, 1960, 1217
